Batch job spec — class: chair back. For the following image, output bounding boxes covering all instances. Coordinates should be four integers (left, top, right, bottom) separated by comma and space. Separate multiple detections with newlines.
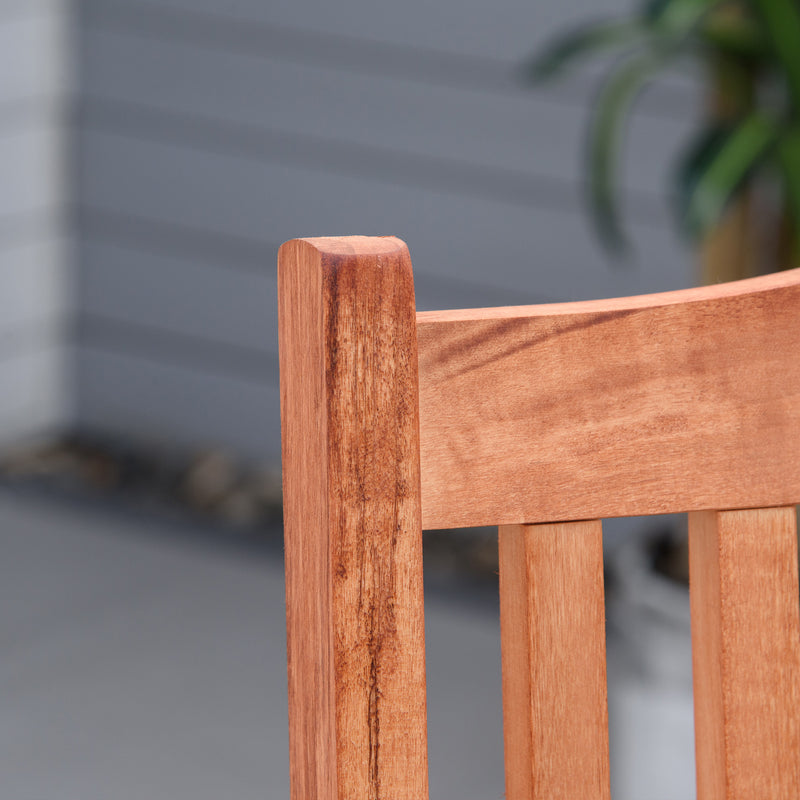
278, 235, 800, 800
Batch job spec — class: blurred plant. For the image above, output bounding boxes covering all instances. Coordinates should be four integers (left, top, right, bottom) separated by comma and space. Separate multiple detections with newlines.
527, 0, 800, 276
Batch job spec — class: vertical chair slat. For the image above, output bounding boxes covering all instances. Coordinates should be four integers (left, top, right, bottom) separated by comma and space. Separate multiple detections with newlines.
499, 520, 611, 800
689, 507, 800, 799
279, 237, 429, 800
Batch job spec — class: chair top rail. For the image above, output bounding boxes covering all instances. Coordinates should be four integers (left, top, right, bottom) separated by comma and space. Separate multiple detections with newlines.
417, 268, 800, 529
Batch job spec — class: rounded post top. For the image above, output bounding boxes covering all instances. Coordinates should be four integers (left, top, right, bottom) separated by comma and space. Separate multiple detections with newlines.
280, 236, 409, 259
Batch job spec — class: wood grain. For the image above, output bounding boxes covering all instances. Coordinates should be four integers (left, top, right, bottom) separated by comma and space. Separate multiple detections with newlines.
689, 507, 800, 799
278, 236, 429, 800
417, 268, 800, 529
499, 520, 610, 800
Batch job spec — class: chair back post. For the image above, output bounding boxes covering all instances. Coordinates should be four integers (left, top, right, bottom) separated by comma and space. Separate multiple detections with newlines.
280, 234, 800, 800
278, 237, 429, 800
689, 507, 800, 799
499, 519, 611, 800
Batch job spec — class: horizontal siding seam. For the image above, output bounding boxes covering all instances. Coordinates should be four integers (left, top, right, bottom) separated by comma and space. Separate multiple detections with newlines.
75, 312, 279, 386
82, 0, 693, 117
77, 96, 670, 224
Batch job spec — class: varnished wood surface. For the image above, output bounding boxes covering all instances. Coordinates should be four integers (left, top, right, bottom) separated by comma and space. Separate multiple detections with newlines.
279, 237, 429, 800
279, 235, 800, 800
499, 520, 610, 800
689, 508, 800, 799
417, 268, 800, 528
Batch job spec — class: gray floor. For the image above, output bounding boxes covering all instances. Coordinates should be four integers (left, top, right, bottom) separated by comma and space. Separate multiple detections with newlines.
0, 488, 696, 799
0, 488, 507, 799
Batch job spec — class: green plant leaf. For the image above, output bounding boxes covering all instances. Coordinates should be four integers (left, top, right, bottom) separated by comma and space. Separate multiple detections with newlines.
523, 20, 644, 83
587, 53, 670, 251
645, 0, 722, 37
777, 126, 800, 250
700, 13, 768, 61
749, 0, 800, 108
675, 112, 779, 238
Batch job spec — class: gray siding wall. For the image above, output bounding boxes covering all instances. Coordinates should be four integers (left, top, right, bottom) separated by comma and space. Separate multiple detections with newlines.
0, 1, 72, 443
74, 0, 698, 461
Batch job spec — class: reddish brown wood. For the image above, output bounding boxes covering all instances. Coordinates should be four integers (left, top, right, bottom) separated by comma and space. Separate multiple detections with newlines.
417, 268, 800, 529
499, 520, 611, 800
689, 507, 800, 799
278, 237, 428, 800
279, 234, 800, 800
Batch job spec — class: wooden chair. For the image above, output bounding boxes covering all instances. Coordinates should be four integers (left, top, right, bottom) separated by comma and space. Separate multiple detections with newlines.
278, 235, 800, 800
